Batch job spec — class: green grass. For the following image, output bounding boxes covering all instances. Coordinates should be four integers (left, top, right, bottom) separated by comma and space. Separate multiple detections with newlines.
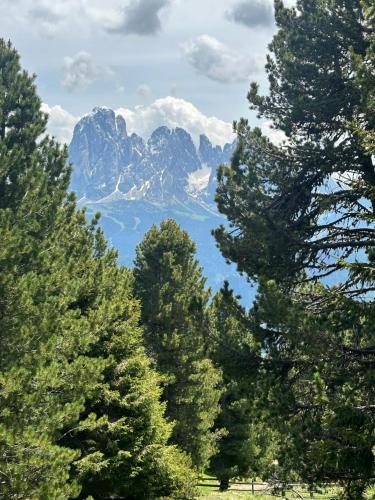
199, 492, 336, 500
200, 494, 277, 499
197, 477, 338, 499
197, 475, 375, 500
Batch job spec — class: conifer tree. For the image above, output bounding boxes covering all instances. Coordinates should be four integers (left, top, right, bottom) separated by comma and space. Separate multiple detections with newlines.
0, 39, 102, 498
134, 220, 222, 471
213, 1, 375, 497
208, 283, 264, 490
62, 238, 196, 499
215, 0, 373, 285
250, 280, 375, 498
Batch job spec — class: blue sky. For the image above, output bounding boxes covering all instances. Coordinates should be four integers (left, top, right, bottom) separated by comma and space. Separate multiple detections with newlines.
0, 0, 293, 145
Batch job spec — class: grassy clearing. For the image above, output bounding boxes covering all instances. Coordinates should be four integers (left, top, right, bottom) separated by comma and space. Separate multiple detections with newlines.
197, 476, 338, 499
197, 476, 375, 499
200, 494, 279, 500
199, 491, 336, 500
197, 476, 374, 499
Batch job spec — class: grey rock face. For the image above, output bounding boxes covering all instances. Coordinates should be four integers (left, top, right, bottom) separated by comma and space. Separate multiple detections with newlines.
69, 107, 235, 205
197, 134, 236, 202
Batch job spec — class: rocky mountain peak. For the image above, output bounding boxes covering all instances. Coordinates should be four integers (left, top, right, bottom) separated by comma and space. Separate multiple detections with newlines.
116, 114, 127, 137
69, 107, 235, 205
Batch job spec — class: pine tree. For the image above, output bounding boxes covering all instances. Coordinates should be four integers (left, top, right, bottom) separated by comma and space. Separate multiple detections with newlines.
134, 220, 222, 471
208, 283, 267, 491
62, 237, 196, 499
0, 39, 105, 497
212, 1, 375, 497
214, 0, 373, 286
251, 280, 375, 498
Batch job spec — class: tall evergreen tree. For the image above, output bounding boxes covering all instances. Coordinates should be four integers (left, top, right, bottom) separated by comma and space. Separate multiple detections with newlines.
0, 39, 105, 498
134, 220, 222, 471
208, 283, 274, 491
63, 238, 196, 499
213, 1, 375, 497
250, 280, 375, 498
215, 0, 373, 286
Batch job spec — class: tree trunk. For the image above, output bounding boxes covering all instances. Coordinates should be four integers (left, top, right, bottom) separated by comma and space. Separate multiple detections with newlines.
219, 478, 230, 491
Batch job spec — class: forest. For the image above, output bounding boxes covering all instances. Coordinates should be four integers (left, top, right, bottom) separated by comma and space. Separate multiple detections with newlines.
0, 0, 374, 499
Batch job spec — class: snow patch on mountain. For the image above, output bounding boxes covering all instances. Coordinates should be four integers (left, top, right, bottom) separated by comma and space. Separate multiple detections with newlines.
187, 164, 212, 195
124, 180, 152, 201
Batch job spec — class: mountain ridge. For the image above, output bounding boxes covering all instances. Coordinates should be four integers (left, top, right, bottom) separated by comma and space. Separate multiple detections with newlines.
69, 106, 235, 209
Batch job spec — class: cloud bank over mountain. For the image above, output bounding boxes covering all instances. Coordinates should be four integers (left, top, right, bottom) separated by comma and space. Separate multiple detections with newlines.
42, 98, 287, 148
42, 97, 235, 147
41, 103, 77, 144
117, 97, 235, 146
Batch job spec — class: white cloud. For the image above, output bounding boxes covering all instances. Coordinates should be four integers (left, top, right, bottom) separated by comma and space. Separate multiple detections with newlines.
28, 4, 63, 37
136, 84, 153, 103
226, 0, 274, 29
41, 103, 78, 144
3, 0, 175, 38
106, 0, 171, 36
117, 96, 235, 146
261, 120, 288, 146
41, 97, 235, 147
181, 35, 260, 83
62, 51, 113, 92
4, 0, 92, 37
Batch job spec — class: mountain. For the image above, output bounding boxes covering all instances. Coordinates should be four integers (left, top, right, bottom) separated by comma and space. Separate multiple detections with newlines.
69, 106, 234, 205
69, 107, 254, 304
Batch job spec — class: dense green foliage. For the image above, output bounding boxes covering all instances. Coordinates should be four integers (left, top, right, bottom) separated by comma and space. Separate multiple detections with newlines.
60, 244, 196, 500
0, 39, 102, 498
134, 220, 222, 471
215, 0, 373, 284
208, 284, 276, 490
250, 280, 375, 497
214, 0, 375, 498
0, 40, 196, 499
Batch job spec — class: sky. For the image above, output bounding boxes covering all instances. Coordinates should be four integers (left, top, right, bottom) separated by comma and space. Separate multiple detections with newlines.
0, 0, 294, 146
